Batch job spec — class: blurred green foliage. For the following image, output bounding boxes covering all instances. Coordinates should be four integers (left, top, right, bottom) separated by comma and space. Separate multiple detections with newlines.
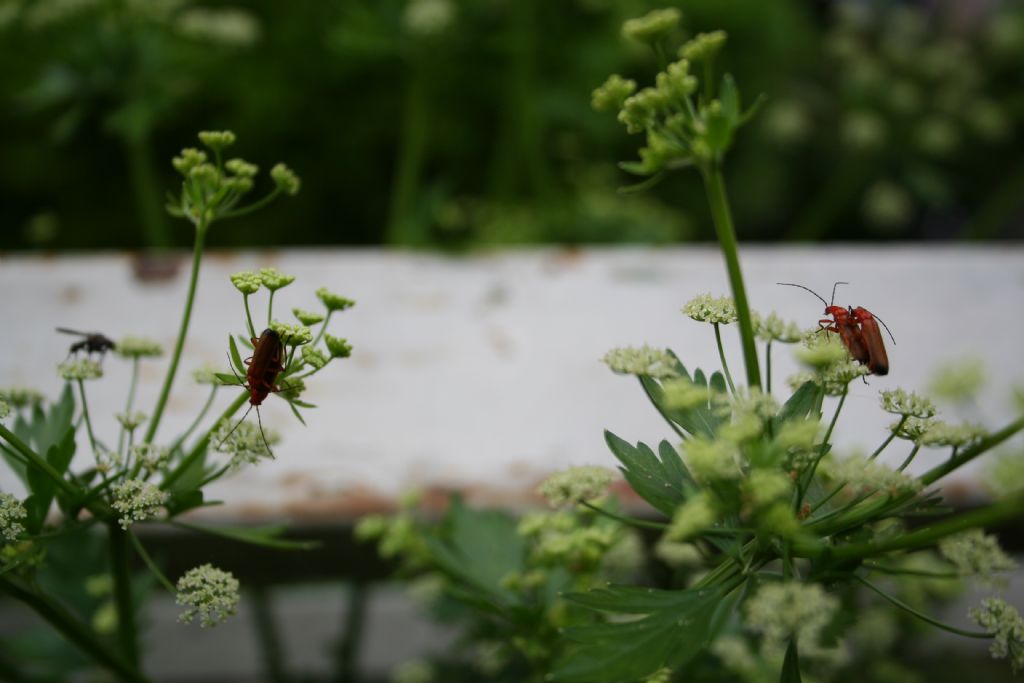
0, 0, 1020, 250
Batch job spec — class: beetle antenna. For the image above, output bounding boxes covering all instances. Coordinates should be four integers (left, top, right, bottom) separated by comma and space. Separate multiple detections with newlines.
830, 281, 849, 306
216, 404, 254, 447
224, 352, 247, 386
777, 282, 828, 307
870, 311, 896, 345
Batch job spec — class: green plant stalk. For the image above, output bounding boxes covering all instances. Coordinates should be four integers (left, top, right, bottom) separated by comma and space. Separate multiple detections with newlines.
713, 324, 737, 394
128, 532, 176, 592
145, 223, 208, 443
386, 51, 430, 245
795, 494, 1024, 562
220, 187, 282, 220
109, 520, 140, 668
0, 424, 77, 499
765, 342, 772, 394
169, 386, 219, 455
125, 137, 171, 249
77, 380, 99, 457
267, 291, 276, 327
869, 416, 905, 460
919, 416, 1024, 486
701, 168, 761, 390
243, 294, 257, 338
797, 387, 847, 507
897, 444, 921, 472
161, 390, 249, 490
0, 575, 148, 683
118, 358, 141, 456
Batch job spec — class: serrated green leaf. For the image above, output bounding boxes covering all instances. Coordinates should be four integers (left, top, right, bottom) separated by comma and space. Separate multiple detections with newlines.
553, 584, 729, 682
23, 427, 75, 533
228, 335, 246, 375
781, 639, 802, 683
639, 376, 718, 438
422, 498, 524, 605
605, 431, 687, 516
774, 381, 822, 428
173, 521, 319, 550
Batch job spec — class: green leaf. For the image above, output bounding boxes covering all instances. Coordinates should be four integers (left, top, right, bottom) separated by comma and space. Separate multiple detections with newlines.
237, 334, 254, 350
214, 372, 243, 386
781, 639, 802, 683
228, 335, 247, 375
774, 381, 822, 429
705, 107, 734, 154
165, 443, 210, 498
605, 432, 688, 517
173, 521, 319, 550
553, 584, 729, 682
618, 160, 656, 177
24, 427, 76, 534
422, 498, 524, 605
286, 400, 307, 426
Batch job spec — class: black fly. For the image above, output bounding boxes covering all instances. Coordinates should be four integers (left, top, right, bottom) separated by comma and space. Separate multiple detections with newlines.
56, 328, 117, 358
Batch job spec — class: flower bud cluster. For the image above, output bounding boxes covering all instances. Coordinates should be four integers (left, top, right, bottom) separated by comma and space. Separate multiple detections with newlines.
111, 479, 169, 530
176, 564, 240, 628
602, 345, 679, 379
0, 493, 26, 542
969, 598, 1024, 672
537, 466, 614, 507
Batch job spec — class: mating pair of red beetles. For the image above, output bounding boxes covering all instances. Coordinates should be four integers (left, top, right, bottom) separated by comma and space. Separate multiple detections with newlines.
780, 282, 894, 376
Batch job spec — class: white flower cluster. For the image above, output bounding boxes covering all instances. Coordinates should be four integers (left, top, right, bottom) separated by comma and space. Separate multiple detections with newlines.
537, 466, 615, 507
744, 581, 840, 652
682, 294, 738, 325
57, 359, 103, 381
602, 345, 680, 379
826, 455, 921, 495
970, 598, 1024, 672
939, 530, 1016, 581
754, 312, 802, 344
880, 388, 936, 419
176, 564, 240, 628
0, 492, 27, 542
110, 479, 169, 530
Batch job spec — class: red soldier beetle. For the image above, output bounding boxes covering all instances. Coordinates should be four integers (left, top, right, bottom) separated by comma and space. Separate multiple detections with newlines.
219, 328, 286, 454
777, 282, 894, 375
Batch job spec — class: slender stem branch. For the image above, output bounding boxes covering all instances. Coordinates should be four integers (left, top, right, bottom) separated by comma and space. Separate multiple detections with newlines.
863, 562, 958, 579
798, 388, 847, 507
243, 294, 257, 339
919, 416, 1024, 486
161, 390, 249, 491
118, 358, 141, 456
765, 342, 772, 395
311, 311, 332, 349
579, 500, 669, 530
169, 386, 219, 456
128, 531, 176, 592
145, 224, 208, 443
0, 575, 148, 682
713, 324, 736, 395
267, 291, 276, 327
869, 416, 905, 461
219, 187, 282, 220
108, 520, 140, 669
855, 576, 990, 638
897, 444, 921, 472
701, 168, 761, 390
77, 380, 99, 458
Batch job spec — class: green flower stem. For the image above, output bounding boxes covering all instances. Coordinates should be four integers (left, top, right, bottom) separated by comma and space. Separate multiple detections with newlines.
243, 294, 257, 339
580, 500, 670, 530
76, 380, 99, 458
161, 390, 249, 491
869, 416, 905, 461
117, 358, 141, 458
863, 562, 958, 579
897, 443, 922, 472
920, 416, 1024, 486
855, 575, 990, 638
145, 223, 208, 444
311, 311, 332, 349
0, 424, 77, 499
701, 168, 761, 390
197, 463, 233, 489
169, 386, 219, 455
219, 187, 282, 220
108, 520, 140, 669
128, 531, 176, 593
713, 324, 737, 395
796, 494, 1024, 562
765, 342, 773, 394
0, 575, 148, 683
798, 387, 847, 507
267, 291, 276, 328
638, 377, 687, 440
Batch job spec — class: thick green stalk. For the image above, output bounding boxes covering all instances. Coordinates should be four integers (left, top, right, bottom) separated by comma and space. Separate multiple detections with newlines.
713, 323, 737, 394
795, 495, 1024, 562
145, 224, 208, 443
109, 521, 140, 669
919, 416, 1024, 486
701, 168, 761, 390
0, 575, 148, 683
